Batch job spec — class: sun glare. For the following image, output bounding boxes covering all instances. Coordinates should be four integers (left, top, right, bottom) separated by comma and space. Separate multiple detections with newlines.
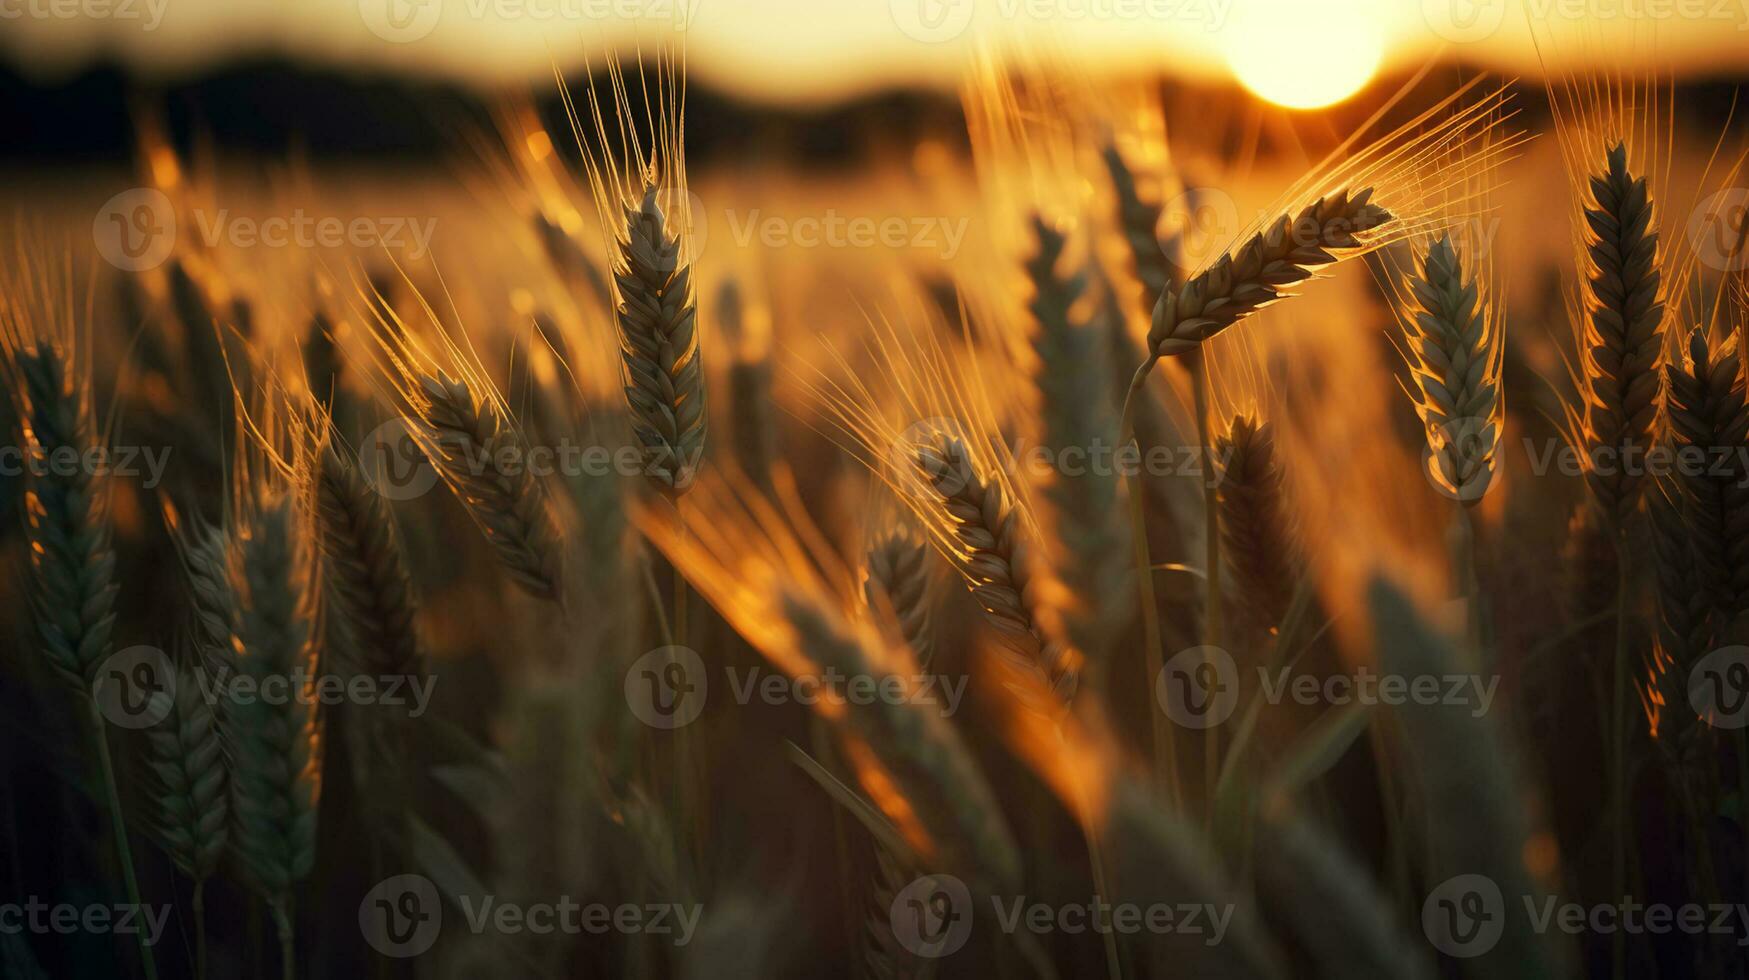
1225, 0, 1384, 110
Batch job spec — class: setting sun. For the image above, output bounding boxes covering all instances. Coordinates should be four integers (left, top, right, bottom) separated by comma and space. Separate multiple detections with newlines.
1225, 0, 1384, 109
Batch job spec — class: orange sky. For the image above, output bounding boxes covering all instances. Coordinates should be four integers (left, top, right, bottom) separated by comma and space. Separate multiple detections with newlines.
1, 0, 1744, 105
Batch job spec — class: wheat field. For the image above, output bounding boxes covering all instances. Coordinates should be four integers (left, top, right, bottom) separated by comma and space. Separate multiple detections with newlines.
1, 42, 1748, 980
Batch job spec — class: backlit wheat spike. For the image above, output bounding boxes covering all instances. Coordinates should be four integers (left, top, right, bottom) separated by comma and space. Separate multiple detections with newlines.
637, 475, 1022, 889
916, 436, 1078, 704
1647, 480, 1718, 793
864, 526, 937, 669
414, 371, 562, 600
1665, 326, 1749, 620
1403, 234, 1502, 505
1215, 415, 1299, 629
12, 346, 118, 687
1579, 143, 1666, 526
615, 184, 707, 495
313, 433, 421, 679
1025, 217, 1131, 664
139, 657, 230, 881
224, 498, 323, 904
1147, 189, 1390, 358
1101, 143, 1169, 311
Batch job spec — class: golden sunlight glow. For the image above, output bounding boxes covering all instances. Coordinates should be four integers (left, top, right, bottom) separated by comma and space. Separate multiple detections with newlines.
1225, 0, 1383, 110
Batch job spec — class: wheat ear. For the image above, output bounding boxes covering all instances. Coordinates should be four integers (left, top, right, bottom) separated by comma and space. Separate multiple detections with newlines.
1101, 143, 1170, 311
1404, 234, 1502, 504
1145, 189, 1390, 359
1025, 217, 1131, 665
1665, 326, 1749, 620
10, 344, 156, 980
783, 592, 1022, 889
14, 347, 120, 687
1580, 142, 1666, 526
720, 278, 778, 493
313, 434, 421, 678
139, 656, 230, 881
916, 435, 1078, 704
615, 184, 707, 495
222, 499, 323, 914
864, 527, 936, 669
1215, 415, 1299, 630
414, 371, 562, 599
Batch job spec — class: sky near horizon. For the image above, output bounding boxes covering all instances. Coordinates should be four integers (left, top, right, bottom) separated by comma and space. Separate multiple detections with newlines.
1, 0, 1744, 106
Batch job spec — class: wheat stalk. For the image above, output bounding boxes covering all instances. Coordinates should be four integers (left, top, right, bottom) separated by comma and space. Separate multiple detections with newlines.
614, 184, 708, 496
720, 278, 778, 493
1215, 415, 1299, 630
1579, 142, 1667, 527
413, 371, 562, 600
